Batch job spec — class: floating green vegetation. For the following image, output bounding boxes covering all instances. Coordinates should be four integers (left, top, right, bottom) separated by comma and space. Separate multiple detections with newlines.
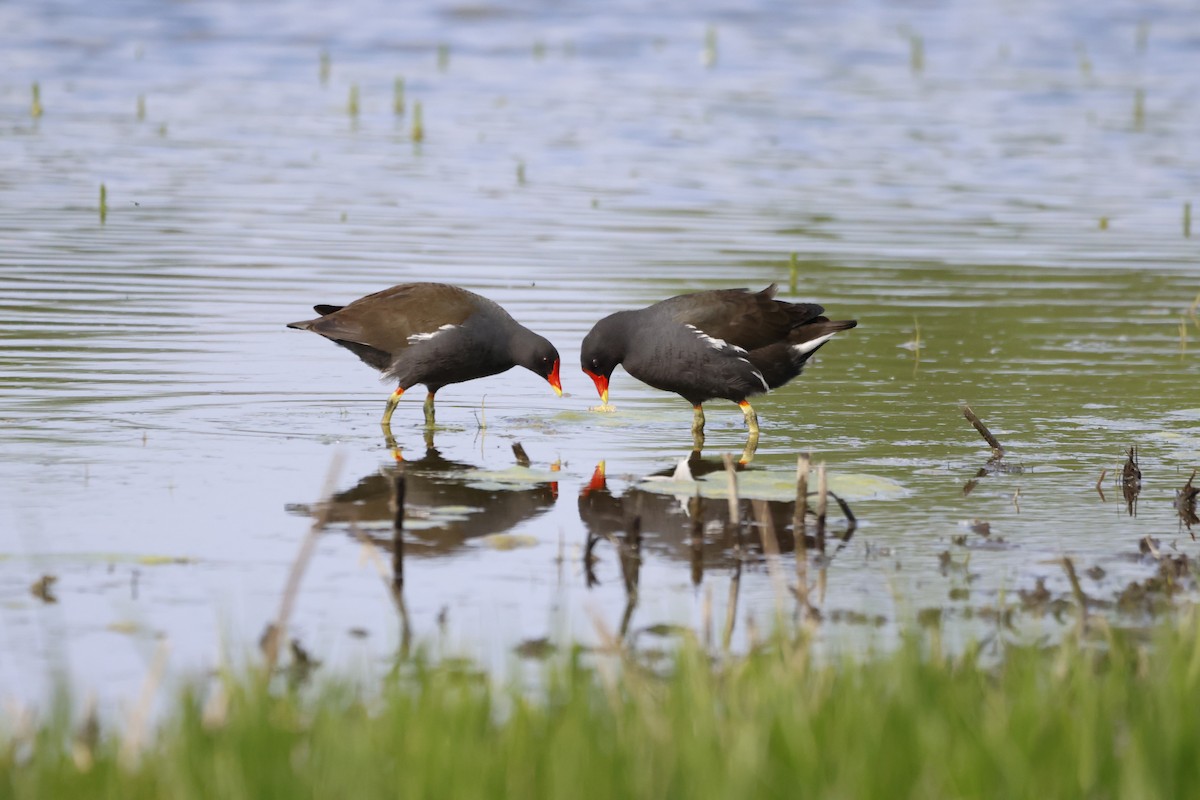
437, 43, 450, 72
99, 184, 107, 225
136, 94, 145, 121
347, 84, 359, 117
8, 615, 1200, 798
319, 49, 331, 85
1184, 202, 1192, 238
1133, 88, 1145, 130
532, 40, 546, 60
787, 252, 798, 294
412, 101, 424, 142
392, 77, 405, 115
30, 82, 43, 118
516, 160, 526, 186
639, 466, 905, 503
1098, 215, 1109, 230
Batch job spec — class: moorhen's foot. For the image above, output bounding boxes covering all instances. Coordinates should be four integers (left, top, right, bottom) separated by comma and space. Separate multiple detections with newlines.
739, 430, 760, 465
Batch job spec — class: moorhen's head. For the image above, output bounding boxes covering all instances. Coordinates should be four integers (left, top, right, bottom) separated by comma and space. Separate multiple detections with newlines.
580, 312, 628, 404
513, 331, 563, 396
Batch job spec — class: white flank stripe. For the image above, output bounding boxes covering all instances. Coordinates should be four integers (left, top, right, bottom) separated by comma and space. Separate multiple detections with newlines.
408, 323, 458, 343
684, 324, 747, 354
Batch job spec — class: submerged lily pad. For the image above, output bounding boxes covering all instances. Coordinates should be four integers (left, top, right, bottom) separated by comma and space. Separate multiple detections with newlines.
639, 468, 906, 502
457, 467, 559, 491
481, 534, 538, 551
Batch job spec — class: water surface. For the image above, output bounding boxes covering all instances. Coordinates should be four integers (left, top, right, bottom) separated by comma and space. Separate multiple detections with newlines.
2, 0, 1199, 706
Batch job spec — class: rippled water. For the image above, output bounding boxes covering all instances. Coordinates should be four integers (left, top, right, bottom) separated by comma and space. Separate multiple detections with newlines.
2, 0, 1199, 706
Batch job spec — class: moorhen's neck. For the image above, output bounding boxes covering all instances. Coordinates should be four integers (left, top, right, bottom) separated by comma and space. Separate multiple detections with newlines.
507, 323, 557, 370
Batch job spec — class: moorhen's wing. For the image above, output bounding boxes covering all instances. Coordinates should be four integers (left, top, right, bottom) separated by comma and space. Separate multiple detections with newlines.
664, 285, 825, 351
305, 283, 483, 356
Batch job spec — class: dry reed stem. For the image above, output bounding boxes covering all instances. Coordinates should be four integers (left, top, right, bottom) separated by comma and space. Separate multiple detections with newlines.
264, 452, 345, 672
1061, 557, 1089, 632
119, 640, 170, 769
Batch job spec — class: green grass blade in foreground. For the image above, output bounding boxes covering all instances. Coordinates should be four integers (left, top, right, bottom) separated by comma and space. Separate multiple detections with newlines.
5, 617, 1200, 798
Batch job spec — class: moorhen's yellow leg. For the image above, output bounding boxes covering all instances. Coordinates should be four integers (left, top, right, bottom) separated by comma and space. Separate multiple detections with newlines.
382, 386, 405, 428
691, 404, 706, 452
737, 401, 760, 435
423, 391, 436, 427
737, 401, 760, 465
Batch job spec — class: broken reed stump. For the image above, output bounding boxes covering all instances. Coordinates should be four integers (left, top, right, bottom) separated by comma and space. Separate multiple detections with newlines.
511, 442, 531, 467
794, 454, 810, 551
960, 403, 1005, 460
1122, 445, 1142, 486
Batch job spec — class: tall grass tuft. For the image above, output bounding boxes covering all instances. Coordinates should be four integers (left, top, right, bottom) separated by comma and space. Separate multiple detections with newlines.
319, 50, 331, 85
412, 101, 424, 143
393, 77, 405, 116
31, 82, 44, 118
7, 615, 1200, 798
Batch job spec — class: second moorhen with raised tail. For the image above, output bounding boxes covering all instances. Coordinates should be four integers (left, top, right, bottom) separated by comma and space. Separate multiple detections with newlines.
580, 284, 855, 446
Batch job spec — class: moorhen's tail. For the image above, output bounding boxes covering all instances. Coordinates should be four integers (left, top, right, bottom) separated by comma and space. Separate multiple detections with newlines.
286, 304, 344, 330
748, 318, 857, 390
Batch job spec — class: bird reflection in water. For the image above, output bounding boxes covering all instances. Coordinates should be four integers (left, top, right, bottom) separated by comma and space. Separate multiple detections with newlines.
579, 453, 856, 641
286, 438, 559, 560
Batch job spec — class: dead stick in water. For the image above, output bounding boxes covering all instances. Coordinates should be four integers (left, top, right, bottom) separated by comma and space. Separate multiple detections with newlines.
1095, 468, 1107, 501
794, 453, 810, 549
264, 452, 345, 673
961, 403, 1005, 458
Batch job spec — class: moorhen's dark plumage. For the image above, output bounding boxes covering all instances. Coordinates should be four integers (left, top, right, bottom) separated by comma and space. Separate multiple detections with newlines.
580, 284, 855, 441
288, 282, 562, 427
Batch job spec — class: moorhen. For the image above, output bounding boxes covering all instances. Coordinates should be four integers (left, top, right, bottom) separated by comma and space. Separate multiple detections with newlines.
580, 284, 855, 444
288, 282, 562, 427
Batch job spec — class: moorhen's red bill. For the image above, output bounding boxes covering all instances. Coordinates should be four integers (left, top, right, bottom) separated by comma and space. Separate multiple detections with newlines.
580, 284, 855, 440
288, 282, 562, 427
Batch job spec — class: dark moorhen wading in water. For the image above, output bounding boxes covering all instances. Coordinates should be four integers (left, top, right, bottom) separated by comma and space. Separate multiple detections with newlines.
288, 283, 562, 429
580, 284, 856, 457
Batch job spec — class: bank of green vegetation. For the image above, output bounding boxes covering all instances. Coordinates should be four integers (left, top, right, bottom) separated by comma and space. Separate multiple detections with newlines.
5, 616, 1200, 799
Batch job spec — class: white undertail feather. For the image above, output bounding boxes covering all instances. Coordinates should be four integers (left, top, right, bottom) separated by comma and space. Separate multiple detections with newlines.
790, 331, 838, 357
